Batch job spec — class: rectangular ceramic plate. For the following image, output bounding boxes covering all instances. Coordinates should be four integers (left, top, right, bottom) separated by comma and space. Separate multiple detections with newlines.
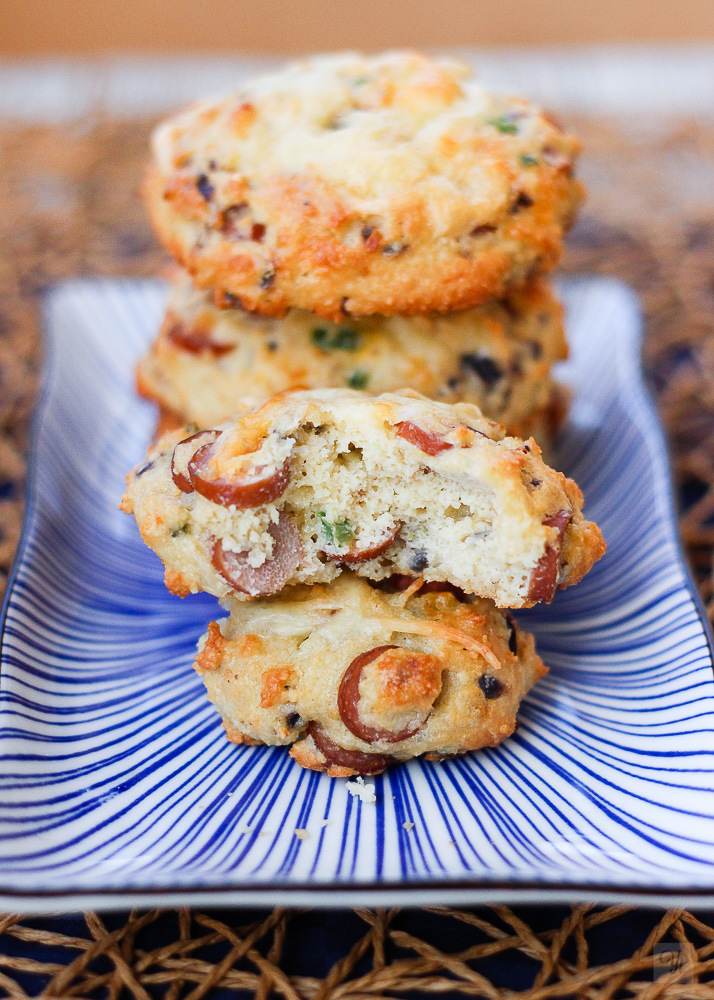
1, 277, 713, 913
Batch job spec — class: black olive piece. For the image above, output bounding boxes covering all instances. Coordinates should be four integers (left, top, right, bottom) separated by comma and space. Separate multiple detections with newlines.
409, 549, 429, 572
460, 353, 504, 388
504, 612, 518, 654
285, 712, 303, 729
530, 479, 541, 488
196, 174, 214, 203
479, 674, 505, 699
510, 192, 534, 213
135, 459, 155, 478
260, 263, 276, 288
361, 225, 374, 240
266, 340, 278, 352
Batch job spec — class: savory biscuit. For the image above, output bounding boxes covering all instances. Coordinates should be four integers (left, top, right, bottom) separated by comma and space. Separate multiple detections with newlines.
138, 273, 567, 439
194, 573, 547, 775
147, 51, 583, 319
121, 389, 605, 608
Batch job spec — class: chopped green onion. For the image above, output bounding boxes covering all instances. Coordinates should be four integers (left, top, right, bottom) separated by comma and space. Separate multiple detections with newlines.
347, 369, 369, 389
316, 511, 333, 545
520, 153, 538, 167
332, 327, 359, 351
317, 512, 354, 548
488, 116, 518, 135
312, 326, 360, 351
333, 520, 355, 547
311, 327, 330, 349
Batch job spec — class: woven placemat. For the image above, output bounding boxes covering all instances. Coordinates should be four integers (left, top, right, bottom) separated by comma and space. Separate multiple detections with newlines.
0, 114, 713, 998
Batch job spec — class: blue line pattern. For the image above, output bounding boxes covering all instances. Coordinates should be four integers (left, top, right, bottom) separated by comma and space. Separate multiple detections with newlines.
0, 277, 713, 900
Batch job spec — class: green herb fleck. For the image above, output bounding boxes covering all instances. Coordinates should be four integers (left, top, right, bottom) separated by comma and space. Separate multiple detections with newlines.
312, 326, 360, 352
520, 153, 538, 167
332, 327, 359, 351
488, 116, 518, 135
170, 524, 190, 538
317, 510, 335, 543
353, 76, 370, 86
333, 520, 355, 546
185, 422, 199, 434
311, 327, 330, 349
316, 511, 333, 545
347, 369, 369, 389
317, 511, 354, 548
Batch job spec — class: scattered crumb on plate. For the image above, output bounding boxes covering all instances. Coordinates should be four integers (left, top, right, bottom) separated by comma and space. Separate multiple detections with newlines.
294, 828, 309, 840
403, 821, 415, 831
345, 776, 377, 803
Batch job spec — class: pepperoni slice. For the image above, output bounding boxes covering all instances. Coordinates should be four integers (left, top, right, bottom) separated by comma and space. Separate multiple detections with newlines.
211, 513, 302, 596
309, 722, 391, 775
323, 523, 401, 565
396, 421, 453, 456
166, 321, 234, 357
171, 430, 220, 493
528, 509, 572, 603
419, 581, 469, 601
369, 574, 416, 593
338, 645, 429, 745
369, 577, 468, 601
189, 441, 290, 509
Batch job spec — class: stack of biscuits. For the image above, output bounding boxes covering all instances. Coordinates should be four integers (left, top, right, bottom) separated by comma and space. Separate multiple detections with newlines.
122, 52, 605, 777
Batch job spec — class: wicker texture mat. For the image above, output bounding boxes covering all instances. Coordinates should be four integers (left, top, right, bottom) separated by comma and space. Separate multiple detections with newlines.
0, 115, 713, 997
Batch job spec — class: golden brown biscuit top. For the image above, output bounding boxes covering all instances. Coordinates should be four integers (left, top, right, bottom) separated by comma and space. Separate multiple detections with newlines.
148, 51, 582, 317
155, 50, 578, 225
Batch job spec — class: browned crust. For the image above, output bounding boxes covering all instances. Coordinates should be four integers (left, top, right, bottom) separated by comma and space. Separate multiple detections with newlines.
164, 567, 193, 597
145, 163, 584, 320
289, 736, 364, 778
193, 620, 225, 672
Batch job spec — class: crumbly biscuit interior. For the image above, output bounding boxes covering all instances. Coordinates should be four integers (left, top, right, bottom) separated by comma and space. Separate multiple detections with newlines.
187, 416, 543, 600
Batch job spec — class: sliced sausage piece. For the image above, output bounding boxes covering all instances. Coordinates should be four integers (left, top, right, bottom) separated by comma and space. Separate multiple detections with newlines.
528, 509, 572, 603
309, 722, 391, 775
338, 645, 430, 744
171, 430, 220, 493
323, 523, 401, 565
166, 320, 234, 357
189, 441, 290, 509
211, 513, 302, 596
419, 581, 469, 601
396, 421, 454, 456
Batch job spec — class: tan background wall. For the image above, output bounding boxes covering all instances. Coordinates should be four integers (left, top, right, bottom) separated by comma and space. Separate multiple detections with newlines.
1, 0, 714, 56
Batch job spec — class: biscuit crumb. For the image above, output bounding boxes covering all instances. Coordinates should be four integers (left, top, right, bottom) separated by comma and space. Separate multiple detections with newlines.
320, 820, 330, 827
403, 821, 415, 831
239, 824, 252, 834
345, 776, 377, 803
294, 828, 309, 840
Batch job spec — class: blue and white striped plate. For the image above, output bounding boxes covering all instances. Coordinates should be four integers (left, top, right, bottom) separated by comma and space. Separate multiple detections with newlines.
1, 277, 713, 913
